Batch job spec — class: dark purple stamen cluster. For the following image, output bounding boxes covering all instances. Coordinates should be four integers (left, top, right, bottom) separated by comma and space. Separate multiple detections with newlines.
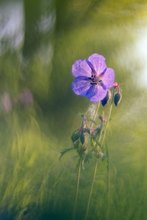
86, 60, 108, 88
86, 60, 101, 85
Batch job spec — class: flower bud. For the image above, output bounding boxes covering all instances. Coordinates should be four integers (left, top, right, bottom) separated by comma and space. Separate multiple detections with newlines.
101, 91, 111, 106
113, 82, 119, 88
113, 92, 122, 106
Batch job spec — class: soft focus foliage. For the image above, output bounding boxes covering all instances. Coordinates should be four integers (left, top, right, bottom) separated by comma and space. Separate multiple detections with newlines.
0, 0, 147, 219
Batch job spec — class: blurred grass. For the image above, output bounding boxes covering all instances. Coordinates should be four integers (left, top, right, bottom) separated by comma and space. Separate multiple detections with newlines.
0, 0, 147, 219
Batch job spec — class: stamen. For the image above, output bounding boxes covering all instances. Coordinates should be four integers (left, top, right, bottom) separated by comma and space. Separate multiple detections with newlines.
86, 60, 106, 87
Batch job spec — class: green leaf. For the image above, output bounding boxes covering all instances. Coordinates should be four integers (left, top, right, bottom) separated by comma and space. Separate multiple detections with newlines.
59, 147, 74, 159
71, 130, 81, 143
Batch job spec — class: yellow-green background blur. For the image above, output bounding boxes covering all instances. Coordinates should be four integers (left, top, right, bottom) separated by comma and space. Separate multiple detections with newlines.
0, 0, 147, 219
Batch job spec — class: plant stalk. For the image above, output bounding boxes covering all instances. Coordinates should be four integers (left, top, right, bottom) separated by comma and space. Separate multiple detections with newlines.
84, 103, 113, 220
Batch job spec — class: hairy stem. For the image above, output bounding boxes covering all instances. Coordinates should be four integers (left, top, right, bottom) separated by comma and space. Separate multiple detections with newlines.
84, 103, 101, 220
104, 104, 113, 220
100, 103, 113, 220
101, 104, 113, 146
85, 103, 113, 220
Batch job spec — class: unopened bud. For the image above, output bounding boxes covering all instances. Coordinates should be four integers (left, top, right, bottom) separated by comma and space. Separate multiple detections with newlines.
114, 92, 122, 106
101, 91, 111, 107
113, 82, 119, 88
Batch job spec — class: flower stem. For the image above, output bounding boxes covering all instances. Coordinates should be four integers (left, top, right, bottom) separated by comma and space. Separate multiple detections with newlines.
89, 103, 100, 128
84, 103, 101, 220
101, 103, 113, 146
105, 104, 113, 220
101, 103, 113, 220
84, 103, 113, 220
93, 103, 100, 122
72, 159, 82, 220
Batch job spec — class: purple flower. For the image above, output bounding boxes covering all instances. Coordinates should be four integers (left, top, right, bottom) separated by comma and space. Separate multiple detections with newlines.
71, 53, 115, 102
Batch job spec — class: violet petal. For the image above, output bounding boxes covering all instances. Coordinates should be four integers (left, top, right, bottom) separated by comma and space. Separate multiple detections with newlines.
89, 85, 107, 102
86, 85, 98, 98
88, 54, 107, 76
101, 68, 115, 89
72, 59, 91, 77
72, 76, 91, 96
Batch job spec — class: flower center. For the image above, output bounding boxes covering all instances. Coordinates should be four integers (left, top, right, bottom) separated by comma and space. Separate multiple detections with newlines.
90, 73, 101, 85
86, 60, 101, 85
86, 59, 107, 89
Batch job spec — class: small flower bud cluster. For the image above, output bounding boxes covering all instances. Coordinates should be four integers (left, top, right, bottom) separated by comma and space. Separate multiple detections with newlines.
61, 81, 122, 168
113, 82, 122, 106
61, 114, 105, 168
100, 82, 122, 107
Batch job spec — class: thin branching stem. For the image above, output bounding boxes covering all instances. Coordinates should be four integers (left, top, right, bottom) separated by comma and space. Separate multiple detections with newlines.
93, 103, 100, 122
99, 103, 113, 220
101, 104, 113, 146
103, 104, 113, 220
84, 103, 101, 220
89, 103, 100, 128
73, 103, 100, 220
85, 103, 113, 220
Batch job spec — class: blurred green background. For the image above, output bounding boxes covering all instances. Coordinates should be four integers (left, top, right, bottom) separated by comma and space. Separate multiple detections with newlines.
0, 0, 147, 219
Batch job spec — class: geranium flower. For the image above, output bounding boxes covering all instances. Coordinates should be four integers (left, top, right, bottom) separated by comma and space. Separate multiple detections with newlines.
71, 53, 115, 102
